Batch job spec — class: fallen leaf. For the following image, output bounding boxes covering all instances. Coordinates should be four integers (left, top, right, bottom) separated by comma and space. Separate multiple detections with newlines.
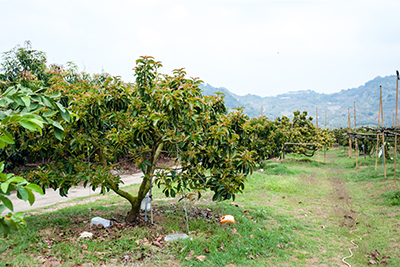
276, 244, 284, 250
185, 250, 194, 260
220, 241, 226, 251
369, 250, 380, 260
153, 241, 162, 247
368, 259, 377, 264
231, 228, 237, 234
203, 248, 210, 254
249, 254, 255, 259
142, 238, 151, 246
380, 260, 388, 266
250, 234, 254, 238
244, 210, 250, 214
195, 255, 206, 261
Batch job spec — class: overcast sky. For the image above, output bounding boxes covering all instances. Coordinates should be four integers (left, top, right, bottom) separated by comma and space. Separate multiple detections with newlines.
1, 0, 399, 97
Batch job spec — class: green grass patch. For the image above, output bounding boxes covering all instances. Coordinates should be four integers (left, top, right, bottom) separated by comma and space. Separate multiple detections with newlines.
2, 147, 400, 266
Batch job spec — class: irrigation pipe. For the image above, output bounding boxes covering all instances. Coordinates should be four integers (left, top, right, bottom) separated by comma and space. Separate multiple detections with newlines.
341, 228, 362, 267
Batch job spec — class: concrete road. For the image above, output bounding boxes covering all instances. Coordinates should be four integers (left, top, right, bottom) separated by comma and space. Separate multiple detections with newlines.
1, 173, 144, 215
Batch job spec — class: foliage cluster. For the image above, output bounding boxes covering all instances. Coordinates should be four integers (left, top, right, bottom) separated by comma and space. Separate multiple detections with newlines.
0, 42, 72, 235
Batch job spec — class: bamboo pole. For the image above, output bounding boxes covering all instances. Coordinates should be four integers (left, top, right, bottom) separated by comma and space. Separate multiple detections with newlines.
354, 102, 358, 169
381, 86, 387, 178
394, 70, 399, 188
317, 108, 319, 163
348, 108, 352, 158
375, 91, 381, 171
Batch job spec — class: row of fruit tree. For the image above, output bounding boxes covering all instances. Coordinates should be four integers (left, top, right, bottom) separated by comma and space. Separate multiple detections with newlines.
0, 42, 334, 235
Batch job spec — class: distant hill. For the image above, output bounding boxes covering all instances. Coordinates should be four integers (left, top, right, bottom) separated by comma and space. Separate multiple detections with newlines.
200, 75, 399, 128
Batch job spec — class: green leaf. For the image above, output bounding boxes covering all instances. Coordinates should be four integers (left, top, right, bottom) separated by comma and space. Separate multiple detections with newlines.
0, 196, 13, 211
170, 189, 176, 198
50, 92, 61, 98
22, 96, 30, 108
51, 121, 64, 130
0, 219, 10, 235
0, 135, 14, 145
26, 189, 35, 205
25, 183, 44, 195
19, 120, 39, 132
3, 216, 17, 231
29, 119, 44, 129
54, 127, 65, 141
59, 108, 70, 123
144, 160, 152, 166
212, 193, 220, 201
55, 102, 66, 112
8, 176, 26, 183
1, 182, 10, 194
17, 187, 29, 201
43, 110, 57, 117
139, 163, 146, 173
42, 96, 53, 108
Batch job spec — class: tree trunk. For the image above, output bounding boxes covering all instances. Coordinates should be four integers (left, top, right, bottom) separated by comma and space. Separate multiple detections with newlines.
125, 141, 164, 223
125, 177, 151, 223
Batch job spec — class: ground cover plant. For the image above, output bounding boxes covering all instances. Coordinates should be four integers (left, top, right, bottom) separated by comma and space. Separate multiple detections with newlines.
1, 147, 399, 266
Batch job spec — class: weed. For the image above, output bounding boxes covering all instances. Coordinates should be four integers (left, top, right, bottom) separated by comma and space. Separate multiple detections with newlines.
383, 190, 400, 206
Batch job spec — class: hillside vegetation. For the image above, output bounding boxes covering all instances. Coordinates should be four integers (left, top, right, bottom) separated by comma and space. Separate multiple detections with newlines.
201, 75, 398, 127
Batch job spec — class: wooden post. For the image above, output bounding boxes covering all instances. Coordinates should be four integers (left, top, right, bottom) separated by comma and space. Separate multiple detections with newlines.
354, 102, 358, 169
348, 108, 352, 158
393, 113, 395, 128
316, 108, 319, 163
395, 70, 399, 188
381, 86, 387, 178
261, 105, 263, 117
324, 111, 327, 163
375, 91, 381, 171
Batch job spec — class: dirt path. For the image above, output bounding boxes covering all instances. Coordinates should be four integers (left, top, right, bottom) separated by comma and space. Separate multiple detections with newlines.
2, 173, 144, 215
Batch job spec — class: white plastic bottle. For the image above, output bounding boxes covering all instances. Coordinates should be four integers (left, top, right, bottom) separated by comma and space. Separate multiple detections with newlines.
90, 217, 111, 227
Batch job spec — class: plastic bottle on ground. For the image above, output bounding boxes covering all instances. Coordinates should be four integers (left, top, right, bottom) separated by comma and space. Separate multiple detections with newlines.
90, 217, 111, 227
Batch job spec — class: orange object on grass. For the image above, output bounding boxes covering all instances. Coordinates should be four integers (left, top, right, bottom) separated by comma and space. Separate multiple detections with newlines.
220, 215, 235, 223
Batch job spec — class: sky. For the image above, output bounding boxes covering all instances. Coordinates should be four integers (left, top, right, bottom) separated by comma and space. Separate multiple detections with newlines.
1, 0, 399, 97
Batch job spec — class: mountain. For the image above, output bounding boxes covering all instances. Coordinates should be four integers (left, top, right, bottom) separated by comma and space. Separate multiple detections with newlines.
200, 75, 399, 128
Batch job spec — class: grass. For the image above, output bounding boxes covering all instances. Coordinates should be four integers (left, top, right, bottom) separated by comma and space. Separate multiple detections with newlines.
1, 146, 400, 266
